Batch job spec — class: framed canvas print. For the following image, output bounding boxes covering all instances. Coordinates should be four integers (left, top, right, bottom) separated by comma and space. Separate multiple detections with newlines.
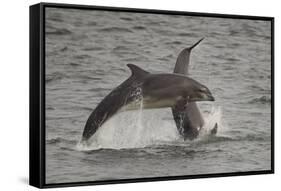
29, 2, 274, 188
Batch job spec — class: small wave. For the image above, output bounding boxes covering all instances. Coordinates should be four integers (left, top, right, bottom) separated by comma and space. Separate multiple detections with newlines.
60, 146, 77, 152
60, 46, 68, 52
226, 57, 240, 62
242, 134, 269, 142
80, 107, 93, 112
46, 137, 77, 145
70, 106, 93, 112
196, 135, 234, 144
88, 87, 111, 92
78, 75, 102, 81
87, 21, 97, 26
223, 65, 235, 71
69, 62, 80, 67
83, 47, 103, 51
46, 106, 55, 110
46, 72, 64, 84
177, 32, 193, 37
248, 85, 269, 93
48, 13, 63, 22
46, 137, 67, 145
156, 29, 174, 36
213, 44, 225, 49
74, 54, 91, 60
112, 46, 131, 52
98, 27, 133, 33
46, 28, 72, 36
120, 17, 133, 21
229, 30, 239, 36
46, 137, 63, 144
157, 57, 170, 62
249, 96, 271, 104
132, 26, 146, 30
193, 133, 268, 145
167, 41, 182, 45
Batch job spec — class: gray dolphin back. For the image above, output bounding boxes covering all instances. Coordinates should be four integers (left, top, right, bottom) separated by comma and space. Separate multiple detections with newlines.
172, 38, 204, 140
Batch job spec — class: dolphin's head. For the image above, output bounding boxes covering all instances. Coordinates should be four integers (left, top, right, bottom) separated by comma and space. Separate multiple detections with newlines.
185, 80, 215, 102
196, 86, 215, 101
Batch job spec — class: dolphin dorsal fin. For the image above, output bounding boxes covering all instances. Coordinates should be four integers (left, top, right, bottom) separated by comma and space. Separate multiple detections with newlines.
127, 64, 149, 78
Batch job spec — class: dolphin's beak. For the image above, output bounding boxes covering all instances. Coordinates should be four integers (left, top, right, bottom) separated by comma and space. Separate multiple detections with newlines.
208, 94, 215, 101
192, 93, 215, 102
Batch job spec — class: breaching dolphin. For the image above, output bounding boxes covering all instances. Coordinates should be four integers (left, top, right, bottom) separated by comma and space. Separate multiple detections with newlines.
172, 38, 217, 140
172, 38, 205, 140
81, 64, 214, 142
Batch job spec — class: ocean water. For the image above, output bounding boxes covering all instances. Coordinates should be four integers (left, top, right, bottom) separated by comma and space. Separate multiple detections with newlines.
45, 8, 272, 184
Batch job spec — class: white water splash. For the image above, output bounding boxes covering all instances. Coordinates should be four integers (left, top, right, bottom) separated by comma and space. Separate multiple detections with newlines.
198, 105, 227, 139
76, 104, 224, 151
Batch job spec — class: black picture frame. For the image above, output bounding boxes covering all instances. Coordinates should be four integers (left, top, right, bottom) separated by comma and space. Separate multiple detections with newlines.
30, 2, 274, 189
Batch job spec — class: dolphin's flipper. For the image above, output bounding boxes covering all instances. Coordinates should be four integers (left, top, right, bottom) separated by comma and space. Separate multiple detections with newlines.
210, 123, 218, 135
172, 38, 205, 140
82, 64, 149, 142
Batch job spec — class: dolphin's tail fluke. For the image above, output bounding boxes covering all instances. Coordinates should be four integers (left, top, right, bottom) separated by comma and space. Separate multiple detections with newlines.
174, 38, 204, 74
189, 38, 204, 50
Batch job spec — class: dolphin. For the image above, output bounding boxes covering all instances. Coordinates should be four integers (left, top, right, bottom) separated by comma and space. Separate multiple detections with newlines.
172, 38, 215, 140
81, 64, 214, 142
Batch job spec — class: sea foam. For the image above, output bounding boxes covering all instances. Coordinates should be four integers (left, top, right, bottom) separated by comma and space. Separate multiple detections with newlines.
76, 103, 224, 151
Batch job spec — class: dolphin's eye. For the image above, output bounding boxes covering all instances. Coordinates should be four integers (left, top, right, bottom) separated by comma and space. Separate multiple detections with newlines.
199, 88, 206, 93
